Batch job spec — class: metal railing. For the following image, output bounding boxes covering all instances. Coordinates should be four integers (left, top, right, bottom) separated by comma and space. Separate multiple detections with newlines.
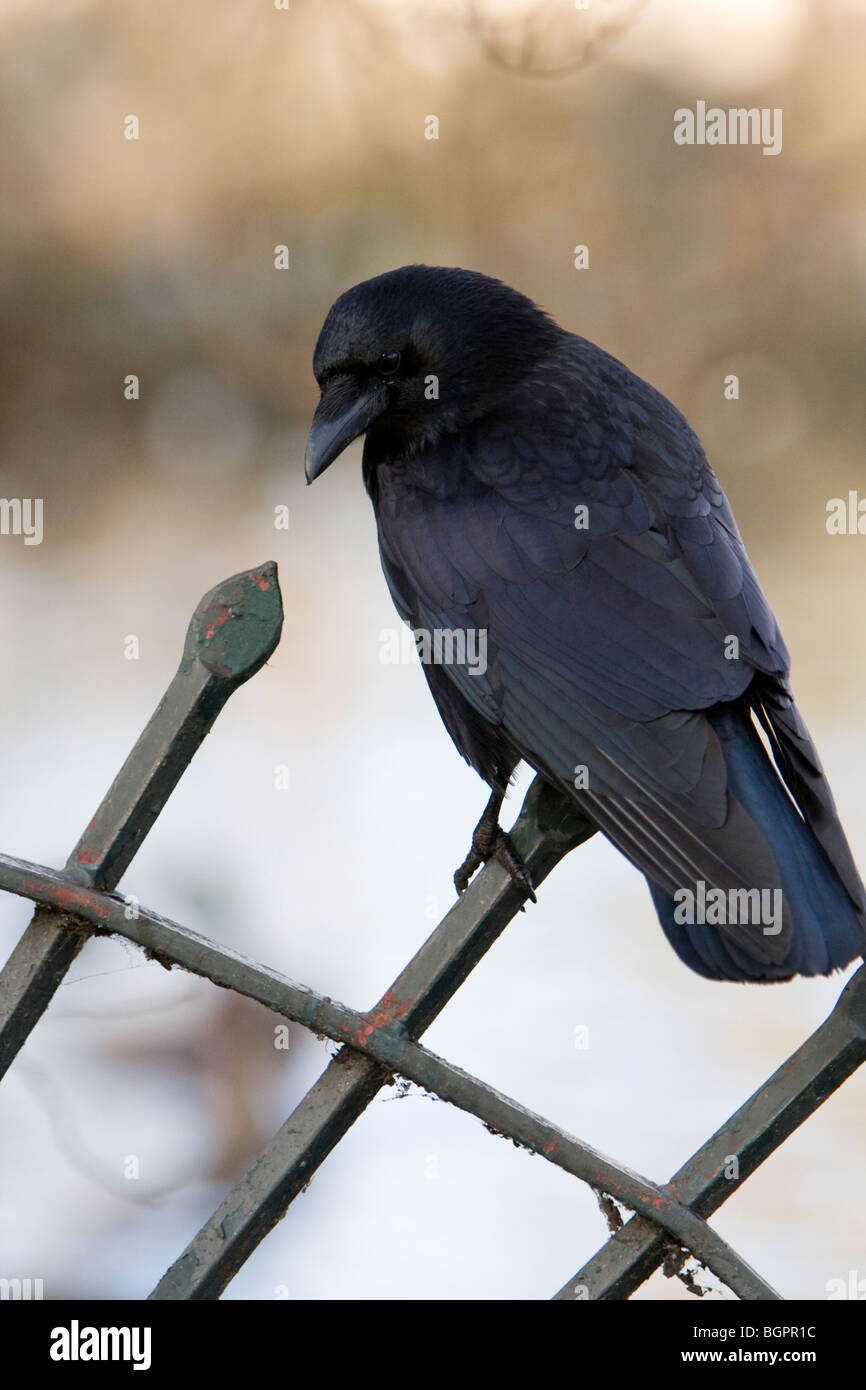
1, 562, 863, 1300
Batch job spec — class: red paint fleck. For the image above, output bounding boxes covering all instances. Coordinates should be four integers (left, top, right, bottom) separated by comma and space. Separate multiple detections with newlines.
77, 849, 100, 865
205, 608, 231, 640
371, 990, 413, 1027
54, 884, 111, 921
344, 994, 412, 1050
246, 572, 271, 592
544, 1140, 558, 1156
365, 1010, 392, 1031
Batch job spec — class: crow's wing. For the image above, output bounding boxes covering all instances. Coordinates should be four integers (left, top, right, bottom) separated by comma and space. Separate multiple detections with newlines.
373, 352, 798, 963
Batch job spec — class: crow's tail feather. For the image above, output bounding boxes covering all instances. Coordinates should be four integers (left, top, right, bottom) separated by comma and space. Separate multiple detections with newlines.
650, 700, 866, 983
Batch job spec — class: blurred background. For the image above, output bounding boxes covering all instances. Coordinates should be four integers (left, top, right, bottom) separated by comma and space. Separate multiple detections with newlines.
0, 0, 864, 1301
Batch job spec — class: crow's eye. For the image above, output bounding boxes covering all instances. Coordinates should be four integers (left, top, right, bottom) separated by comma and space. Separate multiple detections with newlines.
376, 350, 401, 377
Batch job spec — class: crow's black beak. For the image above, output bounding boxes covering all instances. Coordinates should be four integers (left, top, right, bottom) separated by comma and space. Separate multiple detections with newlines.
304, 375, 387, 483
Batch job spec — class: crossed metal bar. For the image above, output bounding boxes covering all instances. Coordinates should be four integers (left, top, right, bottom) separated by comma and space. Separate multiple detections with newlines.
0, 562, 283, 1082
0, 564, 863, 1300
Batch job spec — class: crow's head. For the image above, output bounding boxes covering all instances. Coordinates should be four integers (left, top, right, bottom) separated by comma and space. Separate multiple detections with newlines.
304, 264, 561, 482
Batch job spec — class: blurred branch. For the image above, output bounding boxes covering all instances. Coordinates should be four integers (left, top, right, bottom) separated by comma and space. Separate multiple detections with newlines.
465, 0, 647, 78
13, 1060, 196, 1207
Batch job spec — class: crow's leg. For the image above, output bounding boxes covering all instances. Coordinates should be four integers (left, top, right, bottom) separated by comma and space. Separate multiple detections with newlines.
453, 788, 537, 902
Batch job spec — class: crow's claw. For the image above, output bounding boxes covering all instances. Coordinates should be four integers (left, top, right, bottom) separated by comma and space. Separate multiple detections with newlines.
454, 820, 536, 903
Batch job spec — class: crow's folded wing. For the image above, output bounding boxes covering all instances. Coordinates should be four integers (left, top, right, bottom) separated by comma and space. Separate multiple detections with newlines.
374, 383, 797, 963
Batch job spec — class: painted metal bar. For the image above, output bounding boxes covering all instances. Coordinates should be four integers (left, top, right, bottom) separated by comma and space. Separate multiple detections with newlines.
554, 962, 866, 1300
0, 563, 283, 1081
150, 776, 594, 1298
0, 826, 778, 1299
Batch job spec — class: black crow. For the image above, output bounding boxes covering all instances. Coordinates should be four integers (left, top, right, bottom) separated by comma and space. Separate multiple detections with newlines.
305, 265, 865, 983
